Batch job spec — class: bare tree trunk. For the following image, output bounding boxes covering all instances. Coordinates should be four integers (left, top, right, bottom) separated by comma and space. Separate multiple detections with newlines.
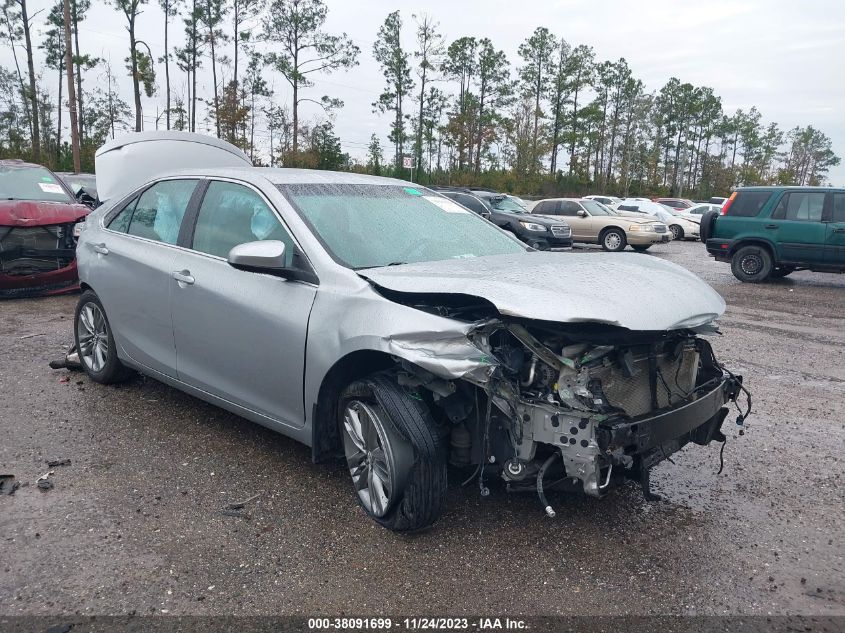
164, 0, 171, 129
292, 45, 299, 153
232, 0, 239, 88
20, 0, 40, 160
207, 0, 220, 137
62, 0, 80, 172
55, 64, 62, 163
127, 12, 142, 132
249, 88, 255, 162
71, 0, 83, 143
190, 0, 197, 132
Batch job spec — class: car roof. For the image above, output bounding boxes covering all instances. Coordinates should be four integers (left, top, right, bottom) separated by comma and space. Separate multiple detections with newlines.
0, 159, 50, 169
735, 185, 844, 191
160, 167, 414, 187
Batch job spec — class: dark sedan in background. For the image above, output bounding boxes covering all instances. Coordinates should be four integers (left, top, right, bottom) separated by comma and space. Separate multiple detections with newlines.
432, 186, 572, 249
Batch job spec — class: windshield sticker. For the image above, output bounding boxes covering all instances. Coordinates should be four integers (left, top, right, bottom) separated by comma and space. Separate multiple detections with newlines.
424, 196, 470, 214
40, 175, 54, 182
38, 182, 64, 194
403, 187, 422, 196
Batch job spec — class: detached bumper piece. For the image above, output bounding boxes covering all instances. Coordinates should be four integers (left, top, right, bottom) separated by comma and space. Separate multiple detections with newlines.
597, 374, 742, 499
0, 223, 80, 298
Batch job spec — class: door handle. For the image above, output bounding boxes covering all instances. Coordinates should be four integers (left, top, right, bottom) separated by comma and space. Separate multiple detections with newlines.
171, 270, 195, 285
833, 228, 845, 234
764, 224, 779, 229
92, 243, 109, 255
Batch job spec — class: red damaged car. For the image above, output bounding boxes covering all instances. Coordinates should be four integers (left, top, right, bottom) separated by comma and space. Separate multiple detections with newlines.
0, 159, 92, 298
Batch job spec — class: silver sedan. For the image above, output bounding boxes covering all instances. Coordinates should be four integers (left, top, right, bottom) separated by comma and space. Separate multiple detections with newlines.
75, 160, 746, 531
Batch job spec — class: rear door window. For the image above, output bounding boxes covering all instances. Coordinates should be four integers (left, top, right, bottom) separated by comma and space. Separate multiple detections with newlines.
453, 193, 487, 215
727, 191, 773, 217
127, 179, 199, 244
534, 201, 558, 214
771, 192, 825, 222
559, 201, 581, 216
833, 194, 845, 223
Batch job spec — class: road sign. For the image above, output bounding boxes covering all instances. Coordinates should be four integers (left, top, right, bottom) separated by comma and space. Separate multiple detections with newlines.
402, 156, 414, 169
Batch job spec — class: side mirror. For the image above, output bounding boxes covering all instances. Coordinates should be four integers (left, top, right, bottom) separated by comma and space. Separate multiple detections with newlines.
227, 240, 287, 272
576, 209, 587, 217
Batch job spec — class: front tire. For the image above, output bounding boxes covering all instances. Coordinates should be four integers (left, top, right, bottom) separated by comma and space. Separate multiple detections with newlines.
731, 245, 773, 283
670, 224, 684, 240
339, 373, 447, 532
73, 290, 133, 384
601, 228, 627, 252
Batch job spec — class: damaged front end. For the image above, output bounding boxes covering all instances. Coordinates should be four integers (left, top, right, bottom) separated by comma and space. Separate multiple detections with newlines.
394, 305, 749, 512
0, 222, 82, 298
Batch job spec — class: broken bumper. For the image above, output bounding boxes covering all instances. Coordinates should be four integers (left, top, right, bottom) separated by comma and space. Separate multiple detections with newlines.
597, 375, 739, 456
0, 260, 80, 298
514, 373, 741, 498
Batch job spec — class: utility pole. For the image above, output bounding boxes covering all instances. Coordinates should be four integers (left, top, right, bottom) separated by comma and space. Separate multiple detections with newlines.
62, 0, 80, 172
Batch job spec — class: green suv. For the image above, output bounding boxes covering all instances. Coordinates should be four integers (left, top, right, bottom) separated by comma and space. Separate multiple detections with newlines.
702, 186, 845, 282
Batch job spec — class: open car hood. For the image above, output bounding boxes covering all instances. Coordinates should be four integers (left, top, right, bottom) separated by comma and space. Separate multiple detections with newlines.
0, 199, 90, 226
95, 131, 252, 202
360, 252, 725, 331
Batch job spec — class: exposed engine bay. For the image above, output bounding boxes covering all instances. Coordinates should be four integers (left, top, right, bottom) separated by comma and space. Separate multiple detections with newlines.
389, 294, 751, 515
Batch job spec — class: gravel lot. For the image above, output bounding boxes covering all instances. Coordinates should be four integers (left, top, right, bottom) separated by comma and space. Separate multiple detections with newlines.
1, 240, 843, 617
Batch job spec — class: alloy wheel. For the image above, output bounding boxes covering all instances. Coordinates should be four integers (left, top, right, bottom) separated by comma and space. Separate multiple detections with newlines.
604, 232, 622, 250
670, 225, 682, 240
76, 302, 108, 372
342, 400, 396, 517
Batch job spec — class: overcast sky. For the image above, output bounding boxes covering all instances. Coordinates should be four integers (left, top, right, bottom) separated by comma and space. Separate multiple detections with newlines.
3, 0, 844, 184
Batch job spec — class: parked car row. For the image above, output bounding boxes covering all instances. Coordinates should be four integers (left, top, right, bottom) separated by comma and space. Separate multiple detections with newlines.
432, 187, 573, 250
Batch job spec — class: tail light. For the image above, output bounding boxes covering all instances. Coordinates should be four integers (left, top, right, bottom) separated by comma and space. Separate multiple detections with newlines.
721, 192, 737, 215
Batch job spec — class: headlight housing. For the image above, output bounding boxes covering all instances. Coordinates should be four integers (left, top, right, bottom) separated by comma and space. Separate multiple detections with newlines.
73, 221, 86, 238
628, 224, 654, 232
519, 221, 548, 232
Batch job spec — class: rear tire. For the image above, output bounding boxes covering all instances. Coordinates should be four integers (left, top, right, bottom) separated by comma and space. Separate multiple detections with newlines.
601, 228, 627, 252
699, 209, 718, 243
731, 245, 773, 283
73, 290, 134, 384
339, 373, 447, 532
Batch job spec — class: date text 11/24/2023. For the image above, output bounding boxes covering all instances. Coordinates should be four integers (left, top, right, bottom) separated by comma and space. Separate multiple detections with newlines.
307, 617, 528, 630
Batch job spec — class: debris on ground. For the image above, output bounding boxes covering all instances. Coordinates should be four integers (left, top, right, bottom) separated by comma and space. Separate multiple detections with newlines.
46, 458, 71, 468
36, 470, 55, 491
19, 332, 46, 340
221, 493, 260, 518
49, 343, 83, 371
0, 474, 20, 496
226, 493, 260, 510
